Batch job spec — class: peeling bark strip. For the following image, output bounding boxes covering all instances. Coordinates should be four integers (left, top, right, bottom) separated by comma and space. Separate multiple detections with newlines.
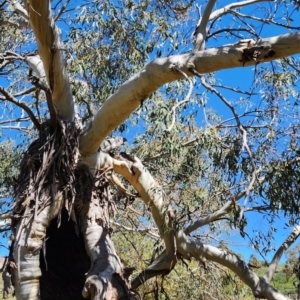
13, 120, 79, 218
79, 33, 300, 156
11, 120, 79, 300
74, 166, 116, 230
8, 0, 300, 298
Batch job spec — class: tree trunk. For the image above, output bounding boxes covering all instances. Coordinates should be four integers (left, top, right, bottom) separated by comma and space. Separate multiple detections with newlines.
40, 209, 90, 300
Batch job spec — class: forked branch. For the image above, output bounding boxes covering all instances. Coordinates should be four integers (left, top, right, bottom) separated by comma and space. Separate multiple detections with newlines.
263, 225, 300, 283
80, 149, 295, 299
194, 0, 217, 50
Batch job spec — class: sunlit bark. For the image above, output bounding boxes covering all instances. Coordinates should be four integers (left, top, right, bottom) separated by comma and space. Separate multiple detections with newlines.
22, 0, 74, 120
95, 153, 292, 300
80, 219, 134, 299
80, 33, 300, 156
8, 0, 300, 299
175, 231, 290, 300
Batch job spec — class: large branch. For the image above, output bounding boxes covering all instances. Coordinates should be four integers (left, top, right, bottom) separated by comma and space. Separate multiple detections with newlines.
79, 152, 177, 277
79, 32, 300, 156
81, 152, 293, 299
175, 231, 290, 300
112, 155, 176, 260
263, 225, 300, 283
22, 0, 74, 120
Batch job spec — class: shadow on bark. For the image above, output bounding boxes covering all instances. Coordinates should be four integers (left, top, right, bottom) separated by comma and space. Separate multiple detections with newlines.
40, 208, 90, 300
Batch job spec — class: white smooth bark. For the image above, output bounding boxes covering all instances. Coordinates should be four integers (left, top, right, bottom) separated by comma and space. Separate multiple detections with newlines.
13, 194, 64, 300
22, 0, 74, 120
25, 55, 45, 79
194, 0, 217, 50
80, 219, 125, 299
263, 225, 300, 283
9, 0, 28, 20
83, 153, 292, 299
80, 32, 300, 156
175, 231, 290, 300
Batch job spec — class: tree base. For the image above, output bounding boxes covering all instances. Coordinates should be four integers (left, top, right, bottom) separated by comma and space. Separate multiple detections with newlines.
40, 209, 90, 300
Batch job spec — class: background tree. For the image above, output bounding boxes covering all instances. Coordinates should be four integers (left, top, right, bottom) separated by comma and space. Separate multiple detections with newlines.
1, 0, 300, 299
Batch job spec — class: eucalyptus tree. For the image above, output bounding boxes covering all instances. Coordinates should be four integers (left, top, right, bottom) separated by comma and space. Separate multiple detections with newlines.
1, 0, 300, 299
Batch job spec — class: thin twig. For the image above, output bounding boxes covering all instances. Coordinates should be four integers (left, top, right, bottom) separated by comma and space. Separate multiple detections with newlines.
0, 117, 31, 124
166, 67, 193, 132
0, 86, 41, 131
211, 83, 257, 96
230, 10, 300, 30
190, 68, 257, 221
111, 221, 160, 239
54, 0, 70, 21
207, 28, 260, 40
28, 76, 57, 128
13, 87, 37, 97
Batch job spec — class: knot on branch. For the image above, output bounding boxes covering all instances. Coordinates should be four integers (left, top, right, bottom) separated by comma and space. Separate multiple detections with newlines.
82, 270, 136, 300
100, 137, 127, 153
240, 45, 276, 66
28, 74, 39, 85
